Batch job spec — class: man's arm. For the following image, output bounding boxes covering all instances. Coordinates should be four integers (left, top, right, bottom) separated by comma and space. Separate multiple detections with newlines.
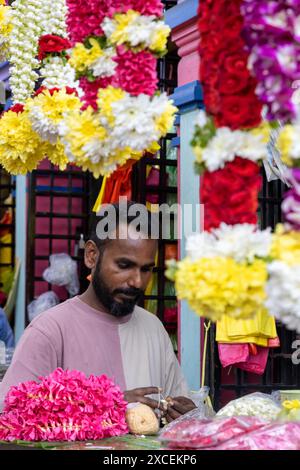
0, 326, 58, 411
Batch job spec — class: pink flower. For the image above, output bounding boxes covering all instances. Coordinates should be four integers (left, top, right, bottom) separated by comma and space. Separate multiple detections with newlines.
66, 0, 114, 44
0, 368, 128, 442
110, 0, 164, 16
80, 76, 113, 110
113, 46, 158, 96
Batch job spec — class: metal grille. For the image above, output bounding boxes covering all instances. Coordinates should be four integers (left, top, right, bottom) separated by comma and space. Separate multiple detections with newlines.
26, 162, 99, 323
131, 41, 179, 345
207, 175, 300, 410
0, 170, 15, 300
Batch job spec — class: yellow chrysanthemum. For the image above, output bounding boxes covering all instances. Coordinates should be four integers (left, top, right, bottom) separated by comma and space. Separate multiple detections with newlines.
61, 107, 107, 162
250, 122, 271, 143
97, 86, 126, 126
277, 125, 294, 166
174, 257, 267, 322
69, 39, 104, 73
43, 140, 69, 171
271, 224, 300, 265
79, 147, 135, 178
26, 88, 82, 125
108, 10, 138, 45
149, 25, 170, 54
146, 141, 160, 155
0, 110, 44, 174
0, 4, 12, 38
155, 102, 177, 136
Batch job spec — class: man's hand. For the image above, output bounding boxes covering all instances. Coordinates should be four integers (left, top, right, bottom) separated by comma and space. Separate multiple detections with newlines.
164, 396, 196, 423
124, 387, 165, 411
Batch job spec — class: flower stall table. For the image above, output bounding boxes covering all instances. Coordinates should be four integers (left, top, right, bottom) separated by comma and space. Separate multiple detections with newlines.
0, 435, 162, 451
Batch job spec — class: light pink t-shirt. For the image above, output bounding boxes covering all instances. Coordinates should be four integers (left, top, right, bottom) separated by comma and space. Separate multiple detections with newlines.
0, 296, 189, 410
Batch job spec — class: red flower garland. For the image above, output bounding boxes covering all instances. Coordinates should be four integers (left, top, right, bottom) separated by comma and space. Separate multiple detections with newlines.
201, 158, 262, 231
199, 0, 262, 129
198, 0, 264, 230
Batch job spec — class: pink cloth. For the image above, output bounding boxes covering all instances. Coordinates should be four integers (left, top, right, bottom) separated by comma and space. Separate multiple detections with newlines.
218, 343, 269, 375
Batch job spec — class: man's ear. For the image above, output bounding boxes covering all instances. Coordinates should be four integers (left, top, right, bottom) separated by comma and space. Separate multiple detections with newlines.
84, 240, 100, 270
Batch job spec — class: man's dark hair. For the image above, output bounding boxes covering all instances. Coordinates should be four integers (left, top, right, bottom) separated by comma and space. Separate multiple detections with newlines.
88, 200, 158, 252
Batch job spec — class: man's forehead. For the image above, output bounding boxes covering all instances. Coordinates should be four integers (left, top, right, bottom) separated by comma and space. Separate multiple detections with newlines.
104, 229, 157, 258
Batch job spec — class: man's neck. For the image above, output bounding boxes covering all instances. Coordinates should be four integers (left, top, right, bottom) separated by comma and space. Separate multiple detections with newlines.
79, 284, 110, 315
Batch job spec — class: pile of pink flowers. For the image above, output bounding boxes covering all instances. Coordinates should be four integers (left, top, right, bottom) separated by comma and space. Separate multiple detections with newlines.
0, 368, 128, 442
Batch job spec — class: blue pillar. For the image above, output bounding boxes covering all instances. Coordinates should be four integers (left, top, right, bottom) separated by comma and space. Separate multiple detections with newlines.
171, 81, 204, 391
15, 175, 27, 342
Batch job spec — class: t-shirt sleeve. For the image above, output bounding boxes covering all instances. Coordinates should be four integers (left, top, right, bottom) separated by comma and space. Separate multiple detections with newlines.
0, 325, 59, 412
163, 329, 190, 398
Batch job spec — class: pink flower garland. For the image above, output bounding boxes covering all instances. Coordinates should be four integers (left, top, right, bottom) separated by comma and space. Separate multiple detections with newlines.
66, 0, 113, 44
66, 1, 163, 109
114, 46, 158, 96
0, 368, 128, 442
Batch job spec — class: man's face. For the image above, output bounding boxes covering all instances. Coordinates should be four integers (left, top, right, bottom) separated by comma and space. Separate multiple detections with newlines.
89, 228, 157, 317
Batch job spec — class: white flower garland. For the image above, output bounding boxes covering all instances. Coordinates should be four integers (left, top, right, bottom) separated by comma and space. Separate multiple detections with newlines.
39, 56, 82, 93
9, 0, 69, 103
265, 261, 300, 333
106, 92, 172, 152
186, 223, 273, 263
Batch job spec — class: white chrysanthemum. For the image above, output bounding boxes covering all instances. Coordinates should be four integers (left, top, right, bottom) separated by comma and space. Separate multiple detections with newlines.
28, 105, 60, 144
213, 223, 272, 263
265, 261, 300, 333
186, 223, 272, 263
186, 232, 218, 261
202, 128, 241, 171
200, 127, 267, 171
108, 94, 159, 151
91, 48, 117, 78
102, 13, 169, 52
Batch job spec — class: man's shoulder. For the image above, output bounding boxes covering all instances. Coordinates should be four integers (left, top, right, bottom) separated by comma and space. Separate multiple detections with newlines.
29, 297, 77, 331
133, 305, 166, 331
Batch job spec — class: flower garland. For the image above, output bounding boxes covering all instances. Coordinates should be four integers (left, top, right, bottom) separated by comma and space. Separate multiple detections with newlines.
198, 0, 262, 129
0, 0, 12, 61
0, 0, 174, 178
60, 86, 176, 177
241, 0, 300, 123
265, 226, 300, 333
193, 0, 264, 233
192, 111, 270, 173
167, 223, 271, 322
101, 10, 170, 55
26, 87, 82, 144
0, 106, 45, 174
0, 368, 128, 442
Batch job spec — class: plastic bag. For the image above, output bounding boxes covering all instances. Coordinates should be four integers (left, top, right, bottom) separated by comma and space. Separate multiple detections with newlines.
43, 253, 79, 296
216, 392, 281, 420
27, 291, 60, 322
209, 422, 300, 450
159, 416, 267, 450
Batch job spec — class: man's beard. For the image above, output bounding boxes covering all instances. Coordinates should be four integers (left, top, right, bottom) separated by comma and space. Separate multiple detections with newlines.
92, 259, 143, 317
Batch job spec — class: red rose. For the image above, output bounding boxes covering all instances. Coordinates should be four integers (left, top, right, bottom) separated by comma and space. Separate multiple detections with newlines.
219, 71, 250, 95
222, 52, 249, 75
217, 95, 262, 129
38, 35, 71, 61
227, 157, 261, 178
